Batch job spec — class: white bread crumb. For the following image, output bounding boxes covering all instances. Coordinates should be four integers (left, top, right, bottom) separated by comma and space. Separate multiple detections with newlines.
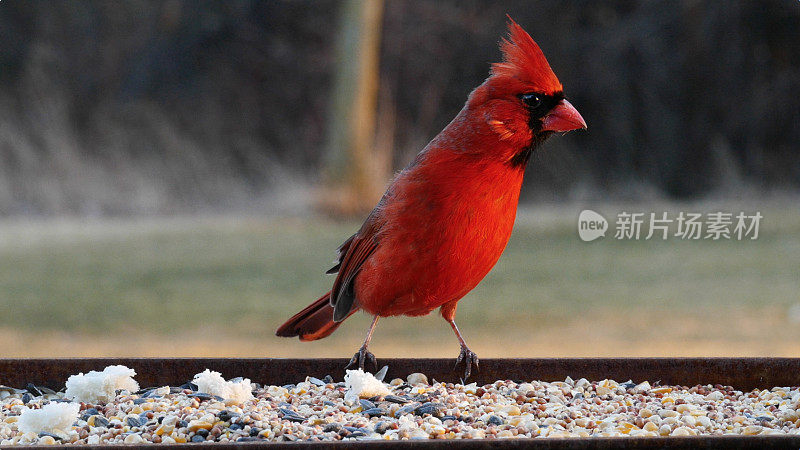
344, 369, 391, 402
64, 365, 139, 403
18, 402, 80, 434
192, 369, 253, 403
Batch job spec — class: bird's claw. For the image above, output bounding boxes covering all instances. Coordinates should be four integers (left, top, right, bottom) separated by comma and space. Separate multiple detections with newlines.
454, 345, 479, 380
346, 345, 377, 371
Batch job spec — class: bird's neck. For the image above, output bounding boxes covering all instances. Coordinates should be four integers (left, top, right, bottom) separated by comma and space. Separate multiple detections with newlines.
426, 102, 541, 173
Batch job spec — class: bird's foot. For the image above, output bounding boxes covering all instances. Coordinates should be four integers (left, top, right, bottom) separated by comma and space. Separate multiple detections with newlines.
346, 345, 377, 371
454, 345, 479, 380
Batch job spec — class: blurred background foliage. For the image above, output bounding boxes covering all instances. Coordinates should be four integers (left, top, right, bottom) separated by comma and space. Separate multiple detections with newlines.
0, 1, 798, 359
0, 0, 798, 216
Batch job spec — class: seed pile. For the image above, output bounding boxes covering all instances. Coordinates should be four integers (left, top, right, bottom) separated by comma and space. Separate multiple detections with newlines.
2, 372, 800, 444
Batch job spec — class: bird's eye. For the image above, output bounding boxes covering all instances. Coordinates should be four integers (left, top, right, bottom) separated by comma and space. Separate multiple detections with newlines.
520, 93, 542, 109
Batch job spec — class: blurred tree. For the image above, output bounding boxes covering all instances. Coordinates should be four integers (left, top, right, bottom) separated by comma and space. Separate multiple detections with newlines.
320, 0, 388, 216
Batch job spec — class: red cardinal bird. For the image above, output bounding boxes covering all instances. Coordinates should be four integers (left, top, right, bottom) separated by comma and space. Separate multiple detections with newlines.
277, 18, 586, 378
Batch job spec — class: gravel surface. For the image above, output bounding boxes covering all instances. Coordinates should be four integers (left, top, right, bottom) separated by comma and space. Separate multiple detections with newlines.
2, 373, 800, 444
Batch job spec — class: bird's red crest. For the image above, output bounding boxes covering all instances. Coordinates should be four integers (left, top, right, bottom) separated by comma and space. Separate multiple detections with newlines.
491, 17, 562, 95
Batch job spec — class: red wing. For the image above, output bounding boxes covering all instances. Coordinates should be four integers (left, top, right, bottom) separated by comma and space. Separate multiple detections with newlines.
329, 220, 381, 322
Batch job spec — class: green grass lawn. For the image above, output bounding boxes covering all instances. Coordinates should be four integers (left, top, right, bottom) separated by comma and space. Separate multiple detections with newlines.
1, 203, 798, 358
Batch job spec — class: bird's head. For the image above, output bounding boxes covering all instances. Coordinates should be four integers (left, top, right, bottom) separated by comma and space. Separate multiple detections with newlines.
469, 18, 586, 166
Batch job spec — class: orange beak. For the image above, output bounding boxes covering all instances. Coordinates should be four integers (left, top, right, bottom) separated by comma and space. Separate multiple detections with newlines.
541, 99, 587, 132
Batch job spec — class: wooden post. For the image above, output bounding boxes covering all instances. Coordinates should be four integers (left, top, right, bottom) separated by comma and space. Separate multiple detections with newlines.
321, 0, 387, 217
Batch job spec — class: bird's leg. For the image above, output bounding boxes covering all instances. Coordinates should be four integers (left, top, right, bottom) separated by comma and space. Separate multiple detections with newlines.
448, 319, 479, 380
346, 315, 379, 371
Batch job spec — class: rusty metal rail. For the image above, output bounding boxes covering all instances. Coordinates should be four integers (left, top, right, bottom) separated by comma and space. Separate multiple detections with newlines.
2, 358, 800, 448
3, 357, 800, 390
